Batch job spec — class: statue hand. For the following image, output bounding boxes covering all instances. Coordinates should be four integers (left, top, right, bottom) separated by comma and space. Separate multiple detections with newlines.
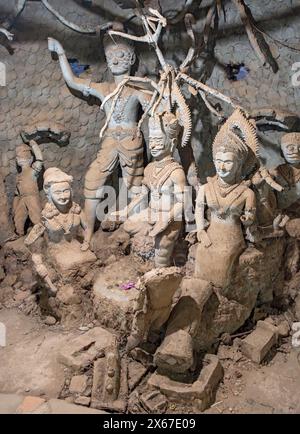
197, 229, 212, 247
48, 37, 64, 55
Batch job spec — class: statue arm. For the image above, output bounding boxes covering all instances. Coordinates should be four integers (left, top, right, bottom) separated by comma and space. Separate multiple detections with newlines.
30, 141, 43, 175
241, 189, 256, 227
31, 253, 58, 295
169, 168, 186, 222
48, 37, 105, 101
195, 184, 212, 247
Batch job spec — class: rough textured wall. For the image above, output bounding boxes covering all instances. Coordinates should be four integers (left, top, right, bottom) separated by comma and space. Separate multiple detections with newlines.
0, 0, 300, 210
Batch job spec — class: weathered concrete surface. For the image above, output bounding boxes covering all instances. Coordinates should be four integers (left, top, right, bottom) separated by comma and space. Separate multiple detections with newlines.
0, 309, 67, 397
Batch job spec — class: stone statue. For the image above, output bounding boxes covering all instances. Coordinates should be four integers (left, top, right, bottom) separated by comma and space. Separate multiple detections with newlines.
271, 133, 300, 217
13, 141, 43, 236
153, 109, 261, 375
194, 109, 259, 288
25, 167, 96, 294
114, 112, 186, 268
48, 26, 152, 250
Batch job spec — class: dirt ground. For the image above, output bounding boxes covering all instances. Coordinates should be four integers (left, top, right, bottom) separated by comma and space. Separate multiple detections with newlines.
0, 307, 299, 414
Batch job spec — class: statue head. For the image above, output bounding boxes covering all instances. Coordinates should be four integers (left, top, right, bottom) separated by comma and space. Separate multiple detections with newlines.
212, 109, 259, 184
43, 168, 73, 211
148, 112, 179, 160
103, 24, 135, 76
16, 144, 33, 168
213, 132, 249, 184
281, 133, 300, 165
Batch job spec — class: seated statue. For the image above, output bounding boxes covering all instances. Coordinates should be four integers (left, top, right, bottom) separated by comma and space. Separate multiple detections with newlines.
114, 112, 186, 268
195, 109, 259, 288
25, 167, 96, 294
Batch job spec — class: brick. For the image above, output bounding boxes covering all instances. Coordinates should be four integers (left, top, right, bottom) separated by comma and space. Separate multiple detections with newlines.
241, 324, 278, 363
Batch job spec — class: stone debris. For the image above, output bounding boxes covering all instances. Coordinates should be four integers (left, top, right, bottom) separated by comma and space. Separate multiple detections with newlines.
74, 396, 91, 407
154, 329, 194, 374
148, 354, 224, 412
138, 390, 168, 414
91, 342, 127, 413
69, 374, 88, 395
128, 360, 148, 392
240, 320, 278, 363
58, 327, 115, 371
44, 315, 56, 326
56, 285, 81, 305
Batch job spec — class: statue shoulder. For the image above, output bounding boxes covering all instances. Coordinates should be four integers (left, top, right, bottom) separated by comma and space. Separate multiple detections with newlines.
41, 203, 59, 220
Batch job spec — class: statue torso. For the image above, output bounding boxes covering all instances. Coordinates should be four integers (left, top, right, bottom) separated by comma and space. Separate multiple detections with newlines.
102, 84, 149, 129
16, 167, 39, 196
205, 176, 250, 224
144, 158, 183, 216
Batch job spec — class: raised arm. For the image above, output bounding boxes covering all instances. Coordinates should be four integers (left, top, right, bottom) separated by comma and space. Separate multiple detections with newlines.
48, 37, 105, 101
30, 141, 43, 175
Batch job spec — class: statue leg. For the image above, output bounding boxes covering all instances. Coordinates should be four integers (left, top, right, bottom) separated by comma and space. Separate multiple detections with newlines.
155, 221, 181, 267
119, 134, 144, 206
83, 137, 118, 247
13, 197, 28, 236
26, 195, 42, 225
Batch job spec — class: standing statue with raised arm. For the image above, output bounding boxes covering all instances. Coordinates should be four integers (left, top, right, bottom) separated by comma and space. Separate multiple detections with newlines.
48, 25, 152, 250
13, 141, 43, 236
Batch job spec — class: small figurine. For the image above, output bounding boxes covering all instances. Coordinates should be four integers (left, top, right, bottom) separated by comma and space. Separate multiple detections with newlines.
271, 133, 300, 215
114, 112, 186, 268
13, 141, 43, 236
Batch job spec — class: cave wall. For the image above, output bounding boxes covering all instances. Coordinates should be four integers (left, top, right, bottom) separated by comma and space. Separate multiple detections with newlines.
0, 0, 300, 213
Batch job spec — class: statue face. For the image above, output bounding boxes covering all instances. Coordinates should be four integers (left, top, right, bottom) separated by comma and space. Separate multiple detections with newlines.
214, 151, 240, 183
149, 128, 175, 160
105, 45, 135, 76
281, 142, 300, 165
50, 182, 71, 208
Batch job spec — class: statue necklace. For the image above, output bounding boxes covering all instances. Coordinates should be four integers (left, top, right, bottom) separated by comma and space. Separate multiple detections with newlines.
52, 209, 74, 235
217, 177, 241, 198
